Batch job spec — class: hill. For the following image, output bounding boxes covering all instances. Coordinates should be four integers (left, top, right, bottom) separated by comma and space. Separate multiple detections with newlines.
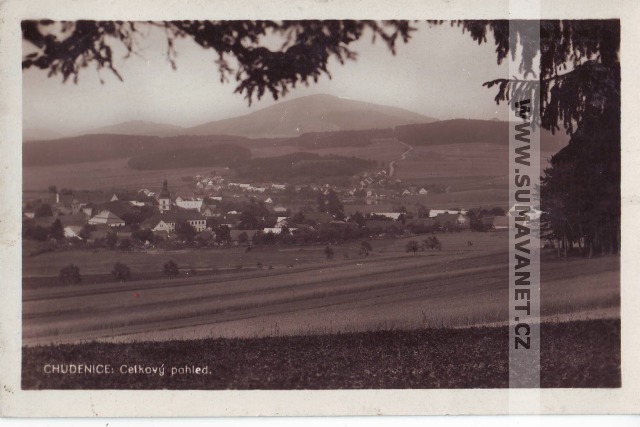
80, 120, 186, 137
296, 128, 395, 149
235, 152, 376, 184
127, 144, 251, 170
395, 119, 569, 152
23, 134, 247, 167
184, 94, 436, 138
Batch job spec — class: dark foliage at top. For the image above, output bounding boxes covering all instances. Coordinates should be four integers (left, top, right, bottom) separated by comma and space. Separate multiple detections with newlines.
22, 20, 413, 104
442, 20, 620, 255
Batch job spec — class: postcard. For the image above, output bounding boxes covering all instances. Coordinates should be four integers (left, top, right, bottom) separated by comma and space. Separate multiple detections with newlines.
1, 0, 638, 417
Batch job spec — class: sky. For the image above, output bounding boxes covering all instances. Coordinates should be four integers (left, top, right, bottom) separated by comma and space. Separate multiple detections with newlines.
22, 21, 509, 137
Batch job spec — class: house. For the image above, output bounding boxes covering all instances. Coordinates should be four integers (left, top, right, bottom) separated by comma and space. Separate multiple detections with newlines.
418, 188, 429, 195
81, 200, 134, 220
275, 217, 289, 227
428, 209, 467, 218
64, 226, 84, 239
435, 213, 470, 229
142, 208, 207, 233
88, 210, 125, 228
482, 215, 509, 231
176, 199, 203, 210
261, 227, 297, 235
138, 188, 155, 198
52, 215, 88, 239
271, 184, 286, 191
200, 204, 217, 217
273, 206, 288, 213
265, 197, 274, 204
402, 189, 412, 196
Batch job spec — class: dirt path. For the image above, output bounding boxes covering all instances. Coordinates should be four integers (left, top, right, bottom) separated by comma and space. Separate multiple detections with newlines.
389, 138, 414, 177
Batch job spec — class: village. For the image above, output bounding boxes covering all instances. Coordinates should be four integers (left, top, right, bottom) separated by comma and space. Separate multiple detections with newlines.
22, 168, 511, 255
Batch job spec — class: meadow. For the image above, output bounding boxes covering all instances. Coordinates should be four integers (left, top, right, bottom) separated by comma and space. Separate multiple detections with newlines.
22, 139, 405, 192
22, 158, 230, 193
22, 319, 620, 389
22, 231, 619, 346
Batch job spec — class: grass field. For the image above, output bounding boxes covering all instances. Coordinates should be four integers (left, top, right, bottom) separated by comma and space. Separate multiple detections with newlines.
393, 143, 556, 180
22, 319, 620, 389
22, 139, 405, 192
22, 158, 236, 192
22, 231, 620, 346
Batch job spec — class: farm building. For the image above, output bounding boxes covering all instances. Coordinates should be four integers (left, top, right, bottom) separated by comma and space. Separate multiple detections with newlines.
142, 208, 207, 233
434, 213, 470, 229
482, 215, 510, 231
176, 198, 203, 210
428, 209, 467, 218
88, 210, 125, 228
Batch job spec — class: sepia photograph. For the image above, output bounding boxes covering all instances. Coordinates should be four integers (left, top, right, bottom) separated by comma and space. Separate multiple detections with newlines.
1, 0, 638, 418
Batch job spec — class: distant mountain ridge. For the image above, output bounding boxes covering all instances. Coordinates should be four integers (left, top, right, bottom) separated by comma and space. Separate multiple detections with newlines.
22, 134, 248, 167
395, 119, 569, 152
78, 120, 186, 137
25, 94, 436, 142
183, 94, 437, 138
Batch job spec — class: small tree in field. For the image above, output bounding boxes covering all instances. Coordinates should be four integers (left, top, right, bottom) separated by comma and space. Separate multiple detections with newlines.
59, 264, 81, 285
360, 240, 373, 257
50, 218, 65, 240
106, 232, 118, 249
238, 231, 249, 245
118, 238, 133, 251
324, 246, 334, 261
406, 240, 419, 255
111, 262, 131, 282
163, 260, 179, 279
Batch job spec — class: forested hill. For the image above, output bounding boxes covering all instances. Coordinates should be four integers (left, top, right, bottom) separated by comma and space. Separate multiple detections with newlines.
22, 134, 248, 167
395, 119, 569, 152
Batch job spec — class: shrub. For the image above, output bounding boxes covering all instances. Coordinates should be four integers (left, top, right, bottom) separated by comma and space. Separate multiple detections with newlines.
163, 260, 179, 278
406, 240, 419, 254
118, 238, 133, 251
59, 264, 82, 285
111, 262, 131, 282
324, 246, 334, 260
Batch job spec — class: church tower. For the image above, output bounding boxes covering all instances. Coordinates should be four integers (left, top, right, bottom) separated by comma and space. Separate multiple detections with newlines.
158, 179, 171, 212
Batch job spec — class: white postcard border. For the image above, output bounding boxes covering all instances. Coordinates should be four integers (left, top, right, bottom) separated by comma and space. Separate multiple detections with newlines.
1, 0, 638, 417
